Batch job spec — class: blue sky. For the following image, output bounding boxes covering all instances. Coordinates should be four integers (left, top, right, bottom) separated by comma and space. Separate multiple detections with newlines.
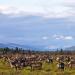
0, 0, 75, 49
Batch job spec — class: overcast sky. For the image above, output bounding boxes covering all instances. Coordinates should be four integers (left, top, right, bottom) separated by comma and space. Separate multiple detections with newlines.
0, 0, 75, 49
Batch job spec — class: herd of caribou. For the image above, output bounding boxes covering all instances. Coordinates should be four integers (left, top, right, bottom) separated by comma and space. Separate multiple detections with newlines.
0, 52, 75, 71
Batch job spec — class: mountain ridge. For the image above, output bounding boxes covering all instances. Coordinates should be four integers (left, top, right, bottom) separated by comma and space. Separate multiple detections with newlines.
65, 46, 75, 51
0, 43, 47, 51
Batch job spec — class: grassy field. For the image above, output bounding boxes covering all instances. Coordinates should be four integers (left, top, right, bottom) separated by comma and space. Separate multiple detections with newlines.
0, 59, 75, 75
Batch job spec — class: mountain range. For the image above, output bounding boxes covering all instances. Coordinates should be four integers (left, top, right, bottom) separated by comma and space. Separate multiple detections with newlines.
0, 43, 75, 51
65, 46, 75, 51
0, 43, 47, 51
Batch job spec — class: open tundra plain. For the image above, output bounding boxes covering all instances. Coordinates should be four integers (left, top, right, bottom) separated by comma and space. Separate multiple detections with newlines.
0, 49, 75, 75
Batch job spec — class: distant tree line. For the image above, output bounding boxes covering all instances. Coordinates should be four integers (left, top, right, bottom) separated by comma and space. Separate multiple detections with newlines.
0, 47, 75, 55
0, 47, 24, 54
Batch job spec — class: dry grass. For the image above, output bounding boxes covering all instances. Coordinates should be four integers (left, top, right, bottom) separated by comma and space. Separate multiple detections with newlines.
0, 59, 75, 75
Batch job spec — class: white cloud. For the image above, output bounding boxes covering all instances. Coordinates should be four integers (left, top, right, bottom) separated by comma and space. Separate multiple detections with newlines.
65, 36, 73, 40
0, 0, 75, 18
53, 34, 73, 40
0, 5, 19, 15
42, 36, 48, 40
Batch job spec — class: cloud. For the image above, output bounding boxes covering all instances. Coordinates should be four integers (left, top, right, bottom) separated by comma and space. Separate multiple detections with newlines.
53, 34, 73, 40
65, 36, 73, 40
0, 5, 29, 17
42, 36, 48, 40
0, 0, 75, 18
0, 5, 21, 16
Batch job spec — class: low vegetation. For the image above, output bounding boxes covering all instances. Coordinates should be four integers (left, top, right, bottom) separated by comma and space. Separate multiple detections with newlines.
0, 47, 75, 75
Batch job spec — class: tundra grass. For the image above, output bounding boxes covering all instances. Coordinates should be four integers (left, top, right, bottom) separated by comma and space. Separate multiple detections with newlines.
0, 59, 75, 75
